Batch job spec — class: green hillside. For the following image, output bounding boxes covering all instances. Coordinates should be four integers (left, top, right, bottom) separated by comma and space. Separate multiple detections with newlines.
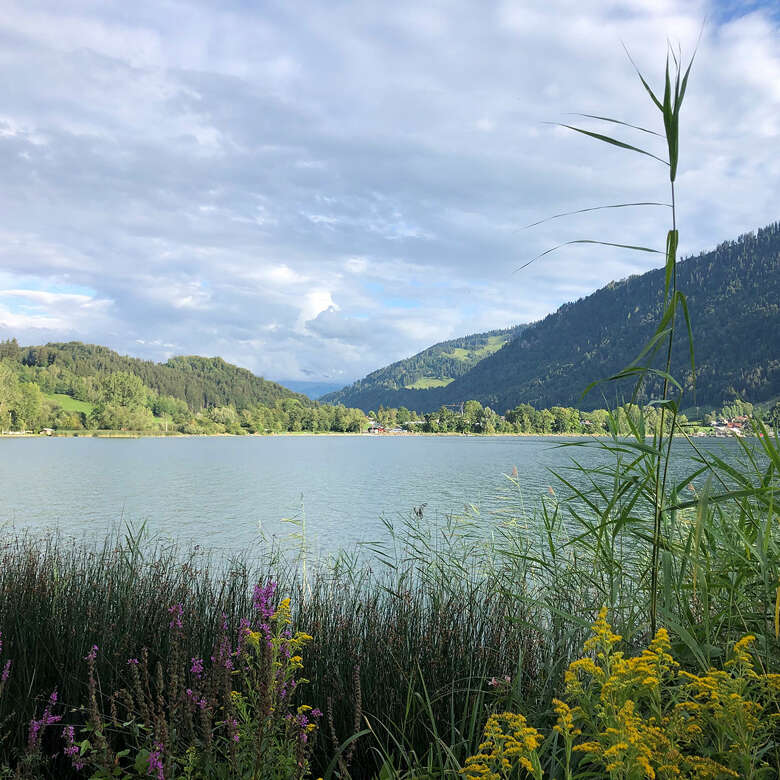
321, 326, 525, 408
42, 392, 94, 415
326, 222, 780, 414
4, 342, 311, 411
0, 342, 368, 435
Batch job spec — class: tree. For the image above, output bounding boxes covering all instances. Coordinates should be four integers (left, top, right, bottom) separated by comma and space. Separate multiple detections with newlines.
14, 383, 43, 430
99, 371, 146, 409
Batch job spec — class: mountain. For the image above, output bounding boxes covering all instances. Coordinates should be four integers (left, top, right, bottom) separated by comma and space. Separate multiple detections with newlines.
278, 380, 346, 400
321, 325, 526, 410
326, 222, 780, 414
3, 342, 311, 411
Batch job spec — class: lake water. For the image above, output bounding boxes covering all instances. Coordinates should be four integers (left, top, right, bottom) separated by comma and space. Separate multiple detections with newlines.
0, 435, 752, 556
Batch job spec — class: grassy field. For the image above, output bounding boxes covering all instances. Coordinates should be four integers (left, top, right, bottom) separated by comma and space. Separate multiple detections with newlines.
403, 334, 509, 388
43, 392, 94, 414
442, 333, 508, 363
404, 375, 454, 389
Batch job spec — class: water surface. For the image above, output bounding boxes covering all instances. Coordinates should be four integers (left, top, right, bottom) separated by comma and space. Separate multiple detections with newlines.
0, 435, 751, 556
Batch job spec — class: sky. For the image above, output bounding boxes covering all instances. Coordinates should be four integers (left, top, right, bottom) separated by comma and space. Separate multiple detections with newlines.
0, 0, 778, 389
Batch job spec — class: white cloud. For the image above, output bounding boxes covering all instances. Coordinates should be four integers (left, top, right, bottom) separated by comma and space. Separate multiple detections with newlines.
0, 0, 776, 383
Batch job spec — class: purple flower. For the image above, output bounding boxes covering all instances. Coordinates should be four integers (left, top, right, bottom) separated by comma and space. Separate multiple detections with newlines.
28, 690, 62, 750
167, 603, 183, 630
148, 742, 165, 780
1, 659, 10, 683
127, 658, 139, 666
62, 725, 84, 769
311, 708, 323, 718
85, 645, 98, 662
186, 688, 207, 710
190, 657, 204, 678
234, 618, 251, 656
252, 581, 277, 619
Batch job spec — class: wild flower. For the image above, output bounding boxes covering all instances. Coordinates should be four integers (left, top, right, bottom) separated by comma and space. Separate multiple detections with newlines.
44, 583, 320, 779
148, 741, 165, 780
27, 689, 62, 752
190, 656, 204, 678
62, 724, 85, 771
167, 602, 183, 630
462, 612, 775, 778
253, 580, 277, 619
461, 711, 543, 779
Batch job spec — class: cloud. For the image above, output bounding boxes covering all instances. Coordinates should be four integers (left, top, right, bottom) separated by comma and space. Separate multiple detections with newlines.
0, 0, 777, 384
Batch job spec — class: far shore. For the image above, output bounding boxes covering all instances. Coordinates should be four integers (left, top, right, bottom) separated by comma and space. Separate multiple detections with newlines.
0, 429, 750, 440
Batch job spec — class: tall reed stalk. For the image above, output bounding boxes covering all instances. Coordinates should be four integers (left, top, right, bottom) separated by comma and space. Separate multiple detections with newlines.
538, 46, 698, 635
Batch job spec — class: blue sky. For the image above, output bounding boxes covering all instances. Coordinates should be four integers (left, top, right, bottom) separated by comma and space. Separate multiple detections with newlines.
0, 0, 778, 386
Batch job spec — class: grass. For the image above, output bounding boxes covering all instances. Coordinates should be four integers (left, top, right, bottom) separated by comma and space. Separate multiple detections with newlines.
441, 335, 509, 363
42, 393, 94, 415
404, 376, 454, 389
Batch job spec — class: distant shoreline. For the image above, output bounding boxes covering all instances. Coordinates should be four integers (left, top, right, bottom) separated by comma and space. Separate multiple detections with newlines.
0, 430, 750, 440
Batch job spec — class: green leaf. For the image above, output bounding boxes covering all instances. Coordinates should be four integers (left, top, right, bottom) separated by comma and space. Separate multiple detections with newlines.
555, 123, 669, 165
664, 229, 679, 298
134, 749, 150, 774
567, 113, 663, 136
522, 201, 670, 229
674, 290, 696, 378
623, 44, 664, 111
517, 239, 662, 272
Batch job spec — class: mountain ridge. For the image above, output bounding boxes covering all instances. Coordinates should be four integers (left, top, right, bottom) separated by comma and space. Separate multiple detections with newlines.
324, 222, 780, 413
321, 324, 527, 408
0, 341, 312, 411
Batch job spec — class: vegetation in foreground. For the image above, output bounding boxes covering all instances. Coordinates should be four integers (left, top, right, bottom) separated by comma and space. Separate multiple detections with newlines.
0, 413, 777, 778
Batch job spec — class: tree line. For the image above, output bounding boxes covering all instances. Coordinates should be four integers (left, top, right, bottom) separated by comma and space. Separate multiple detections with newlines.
0, 361, 366, 434
2, 349, 775, 436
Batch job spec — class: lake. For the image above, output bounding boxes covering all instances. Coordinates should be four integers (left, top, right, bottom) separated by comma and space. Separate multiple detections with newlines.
0, 434, 753, 556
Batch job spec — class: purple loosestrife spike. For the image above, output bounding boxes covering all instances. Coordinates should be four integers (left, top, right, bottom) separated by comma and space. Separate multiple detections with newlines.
1, 660, 10, 683
167, 603, 183, 630
28, 720, 41, 750
148, 742, 165, 780
252, 581, 277, 619
85, 645, 98, 662
62, 725, 84, 770
190, 657, 204, 678
127, 658, 139, 666
28, 690, 62, 750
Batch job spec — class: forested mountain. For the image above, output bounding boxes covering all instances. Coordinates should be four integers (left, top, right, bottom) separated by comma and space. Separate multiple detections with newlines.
327, 222, 780, 414
321, 325, 526, 408
0, 341, 311, 411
